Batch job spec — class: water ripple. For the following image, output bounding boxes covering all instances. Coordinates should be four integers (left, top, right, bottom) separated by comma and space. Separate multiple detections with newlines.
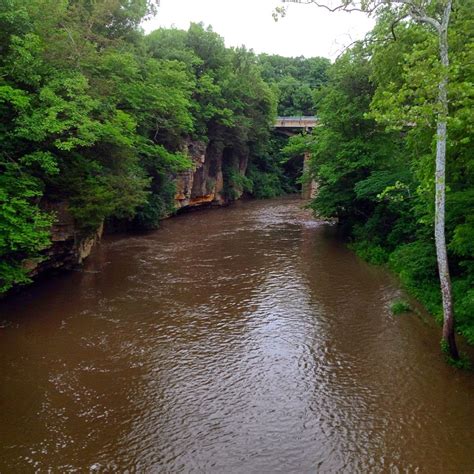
0, 197, 473, 472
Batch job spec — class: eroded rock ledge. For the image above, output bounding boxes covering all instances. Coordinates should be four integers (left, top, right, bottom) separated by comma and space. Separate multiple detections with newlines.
174, 139, 247, 209
30, 140, 248, 282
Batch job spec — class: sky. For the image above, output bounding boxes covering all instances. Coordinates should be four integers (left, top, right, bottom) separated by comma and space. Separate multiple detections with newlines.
143, 0, 375, 61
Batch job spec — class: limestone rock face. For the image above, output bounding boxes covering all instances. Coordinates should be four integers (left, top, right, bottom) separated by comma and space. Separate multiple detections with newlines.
174, 140, 248, 209
23, 140, 248, 288
302, 151, 318, 200
174, 140, 222, 208
26, 202, 103, 279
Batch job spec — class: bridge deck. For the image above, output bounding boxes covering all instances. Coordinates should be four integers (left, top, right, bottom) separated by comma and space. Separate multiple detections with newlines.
274, 116, 318, 128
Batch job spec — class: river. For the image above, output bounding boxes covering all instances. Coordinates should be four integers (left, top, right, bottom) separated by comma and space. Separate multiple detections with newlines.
1, 197, 473, 472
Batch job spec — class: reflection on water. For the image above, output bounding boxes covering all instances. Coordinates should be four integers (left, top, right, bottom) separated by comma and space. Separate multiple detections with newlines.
1, 197, 473, 472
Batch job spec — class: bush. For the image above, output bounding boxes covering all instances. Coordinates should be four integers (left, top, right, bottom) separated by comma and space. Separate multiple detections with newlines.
350, 241, 389, 265
247, 167, 284, 199
391, 299, 412, 315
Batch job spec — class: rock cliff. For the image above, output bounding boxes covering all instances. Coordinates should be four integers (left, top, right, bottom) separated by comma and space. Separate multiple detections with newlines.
25, 202, 104, 280
27, 141, 248, 283
174, 140, 248, 209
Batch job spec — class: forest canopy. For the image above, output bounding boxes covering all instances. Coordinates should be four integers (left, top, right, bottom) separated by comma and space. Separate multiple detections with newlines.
282, 0, 474, 348
1, 0, 472, 354
0, 0, 328, 294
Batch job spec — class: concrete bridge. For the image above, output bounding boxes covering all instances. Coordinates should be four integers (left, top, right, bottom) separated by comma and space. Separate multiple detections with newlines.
274, 116, 319, 200
274, 116, 318, 130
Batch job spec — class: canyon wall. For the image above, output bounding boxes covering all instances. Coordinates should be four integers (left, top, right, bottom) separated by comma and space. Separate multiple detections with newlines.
28, 141, 248, 282
25, 202, 104, 281
174, 139, 248, 209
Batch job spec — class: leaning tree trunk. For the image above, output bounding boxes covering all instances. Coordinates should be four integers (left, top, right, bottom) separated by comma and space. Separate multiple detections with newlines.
435, 0, 459, 360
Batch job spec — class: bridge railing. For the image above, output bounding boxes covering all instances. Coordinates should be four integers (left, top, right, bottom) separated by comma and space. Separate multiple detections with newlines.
274, 116, 318, 128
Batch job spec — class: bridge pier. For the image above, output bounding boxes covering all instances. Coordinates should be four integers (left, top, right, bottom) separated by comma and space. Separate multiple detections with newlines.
302, 151, 318, 200
273, 116, 319, 200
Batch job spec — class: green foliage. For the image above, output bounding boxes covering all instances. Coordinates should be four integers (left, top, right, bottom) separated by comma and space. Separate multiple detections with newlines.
351, 241, 389, 265
258, 54, 330, 115
134, 178, 177, 230
303, 4, 474, 344
247, 165, 284, 199
0, 6, 281, 293
0, 159, 54, 292
441, 338, 472, 370
222, 159, 253, 201
247, 133, 299, 199
391, 300, 412, 315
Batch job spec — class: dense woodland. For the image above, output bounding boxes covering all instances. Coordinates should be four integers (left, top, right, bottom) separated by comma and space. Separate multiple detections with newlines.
0, 0, 294, 293
0, 0, 473, 354
283, 0, 474, 352
259, 54, 330, 115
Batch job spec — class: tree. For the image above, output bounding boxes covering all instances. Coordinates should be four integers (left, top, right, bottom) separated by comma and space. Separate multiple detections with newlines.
279, 0, 459, 359
1, 2, 282, 294
258, 54, 330, 115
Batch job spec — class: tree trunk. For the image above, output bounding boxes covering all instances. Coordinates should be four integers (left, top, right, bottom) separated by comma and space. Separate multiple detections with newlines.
435, 0, 459, 360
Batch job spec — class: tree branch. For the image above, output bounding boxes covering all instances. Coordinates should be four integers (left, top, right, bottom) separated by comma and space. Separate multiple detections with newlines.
390, 14, 409, 41
380, 0, 441, 31
282, 0, 381, 14
281, 0, 443, 30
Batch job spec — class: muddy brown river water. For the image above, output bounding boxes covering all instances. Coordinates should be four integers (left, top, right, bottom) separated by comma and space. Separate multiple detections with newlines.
1, 197, 474, 472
